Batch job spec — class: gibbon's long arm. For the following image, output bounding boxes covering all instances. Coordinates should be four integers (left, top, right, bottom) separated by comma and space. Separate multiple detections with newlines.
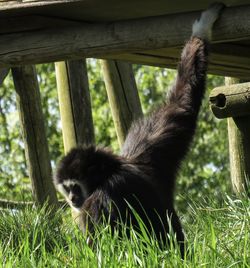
122, 4, 224, 178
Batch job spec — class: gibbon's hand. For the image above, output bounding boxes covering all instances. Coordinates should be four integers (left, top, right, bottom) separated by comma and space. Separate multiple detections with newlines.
192, 3, 225, 40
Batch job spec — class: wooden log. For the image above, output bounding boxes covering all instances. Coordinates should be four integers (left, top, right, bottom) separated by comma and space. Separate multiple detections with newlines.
55, 59, 94, 153
101, 60, 142, 146
12, 65, 58, 206
210, 82, 250, 118
226, 78, 250, 196
0, 5, 250, 67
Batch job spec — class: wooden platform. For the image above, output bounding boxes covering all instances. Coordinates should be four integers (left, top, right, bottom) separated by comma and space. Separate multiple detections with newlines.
0, 0, 250, 79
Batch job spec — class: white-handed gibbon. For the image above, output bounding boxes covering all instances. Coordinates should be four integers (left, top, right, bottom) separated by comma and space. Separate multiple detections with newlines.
54, 3, 224, 256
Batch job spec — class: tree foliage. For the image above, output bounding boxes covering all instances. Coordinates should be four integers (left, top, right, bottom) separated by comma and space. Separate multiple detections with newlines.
0, 61, 230, 205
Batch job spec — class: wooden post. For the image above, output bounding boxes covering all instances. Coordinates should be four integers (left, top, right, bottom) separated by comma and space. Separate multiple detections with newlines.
226, 78, 250, 196
12, 65, 58, 206
210, 78, 250, 196
55, 59, 94, 153
101, 60, 142, 147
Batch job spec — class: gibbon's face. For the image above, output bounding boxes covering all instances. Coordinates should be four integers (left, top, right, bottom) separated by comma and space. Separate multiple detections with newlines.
55, 147, 93, 210
57, 179, 87, 211
55, 146, 121, 210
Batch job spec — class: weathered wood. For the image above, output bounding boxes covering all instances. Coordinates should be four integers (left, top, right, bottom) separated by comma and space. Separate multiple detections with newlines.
55, 59, 94, 153
210, 82, 250, 118
0, 0, 72, 9
0, 5, 250, 68
226, 78, 250, 196
12, 65, 58, 206
0, 68, 9, 86
0, 0, 249, 23
55, 62, 77, 152
132, 44, 250, 71
102, 60, 142, 146
65, 60, 95, 146
0, 15, 81, 34
106, 45, 250, 80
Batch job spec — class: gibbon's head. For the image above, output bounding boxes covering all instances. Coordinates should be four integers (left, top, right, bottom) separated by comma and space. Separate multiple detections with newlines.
54, 146, 121, 210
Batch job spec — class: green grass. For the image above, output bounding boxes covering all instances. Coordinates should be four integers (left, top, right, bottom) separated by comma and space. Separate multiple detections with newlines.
0, 196, 249, 268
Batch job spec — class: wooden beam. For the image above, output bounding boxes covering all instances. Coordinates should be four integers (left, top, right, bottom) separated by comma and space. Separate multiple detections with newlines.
104, 53, 178, 69
131, 44, 250, 76
0, 15, 81, 34
207, 65, 250, 81
101, 60, 142, 147
0, 5, 250, 67
55, 59, 94, 153
210, 82, 250, 118
0, 0, 76, 9
104, 50, 250, 80
0, 0, 249, 23
226, 78, 250, 196
12, 65, 58, 206
142, 44, 250, 70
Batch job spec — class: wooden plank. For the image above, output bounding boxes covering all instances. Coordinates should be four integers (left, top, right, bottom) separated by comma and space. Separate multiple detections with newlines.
0, 5, 250, 69
105, 52, 178, 68
137, 44, 250, 70
104, 51, 250, 80
101, 60, 142, 146
12, 65, 58, 206
226, 78, 250, 196
0, 0, 250, 23
207, 66, 250, 81
0, 0, 77, 9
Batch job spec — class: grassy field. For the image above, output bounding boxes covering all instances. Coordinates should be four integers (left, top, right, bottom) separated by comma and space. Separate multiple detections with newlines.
0, 195, 249, 268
